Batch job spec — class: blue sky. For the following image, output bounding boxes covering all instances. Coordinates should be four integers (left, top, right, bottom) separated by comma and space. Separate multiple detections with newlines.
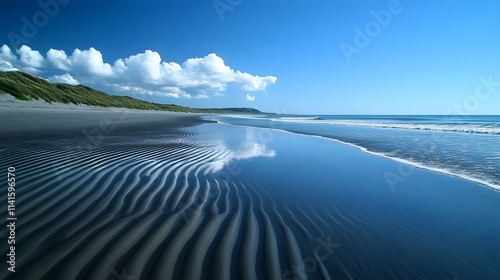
1, 0, 499, 114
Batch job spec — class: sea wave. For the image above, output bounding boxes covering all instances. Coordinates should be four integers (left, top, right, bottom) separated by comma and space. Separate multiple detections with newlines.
275, 116, 321, 120
1, 119, 499, 280
270, 119, 500, 135
213, 119, 500, 192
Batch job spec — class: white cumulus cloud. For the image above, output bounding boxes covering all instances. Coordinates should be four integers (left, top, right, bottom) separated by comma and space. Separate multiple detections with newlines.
0, 45, 18, 71
48, 73, 79, 85
47, 49, 71, 70
0, 44, 277, 99
17, 45, 44, 69
246, 94, 255, 101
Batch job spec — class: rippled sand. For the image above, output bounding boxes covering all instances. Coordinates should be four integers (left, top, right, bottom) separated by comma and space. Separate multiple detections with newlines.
0, 104, 499, 280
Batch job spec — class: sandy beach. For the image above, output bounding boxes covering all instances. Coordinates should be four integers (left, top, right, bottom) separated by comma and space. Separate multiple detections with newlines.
0, 101, 499, 280
0, 94, 203, 133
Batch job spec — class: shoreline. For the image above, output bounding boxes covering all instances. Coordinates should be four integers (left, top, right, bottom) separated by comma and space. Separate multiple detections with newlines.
2, 97, 497, 192
210, 118, 500, 192
0, 109, 498, 279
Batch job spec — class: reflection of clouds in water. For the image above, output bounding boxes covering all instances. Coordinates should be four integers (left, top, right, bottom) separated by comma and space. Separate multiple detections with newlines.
204, 128, 275, 174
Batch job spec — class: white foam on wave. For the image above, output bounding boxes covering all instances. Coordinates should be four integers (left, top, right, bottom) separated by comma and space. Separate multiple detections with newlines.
216, 114, 268, 121
212, 119, 500, 192
276, 116, 320, 120
269, 118, 500, 135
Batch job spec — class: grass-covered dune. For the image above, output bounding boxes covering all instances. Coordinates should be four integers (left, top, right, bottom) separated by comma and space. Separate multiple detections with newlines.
0, 70, 263, 114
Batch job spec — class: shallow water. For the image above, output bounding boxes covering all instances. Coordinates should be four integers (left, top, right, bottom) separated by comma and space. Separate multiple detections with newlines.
1, 118, 498, 280
211, 115, 500, 191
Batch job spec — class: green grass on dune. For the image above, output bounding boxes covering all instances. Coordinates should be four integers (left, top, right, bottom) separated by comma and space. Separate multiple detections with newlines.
0, 71, 263, 114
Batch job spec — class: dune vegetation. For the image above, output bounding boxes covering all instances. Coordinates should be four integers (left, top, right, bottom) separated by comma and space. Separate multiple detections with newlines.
0, 70, 263, 114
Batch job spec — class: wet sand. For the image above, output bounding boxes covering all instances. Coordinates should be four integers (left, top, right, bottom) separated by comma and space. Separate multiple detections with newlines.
0, 103, 499, 280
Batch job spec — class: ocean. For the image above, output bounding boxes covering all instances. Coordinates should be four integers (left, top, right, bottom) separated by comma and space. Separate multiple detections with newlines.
209, 115, 500, 191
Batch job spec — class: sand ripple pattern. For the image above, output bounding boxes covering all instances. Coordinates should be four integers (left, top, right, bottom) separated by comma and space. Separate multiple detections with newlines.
0, 126, 334, 280
1, 123, 498, 280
